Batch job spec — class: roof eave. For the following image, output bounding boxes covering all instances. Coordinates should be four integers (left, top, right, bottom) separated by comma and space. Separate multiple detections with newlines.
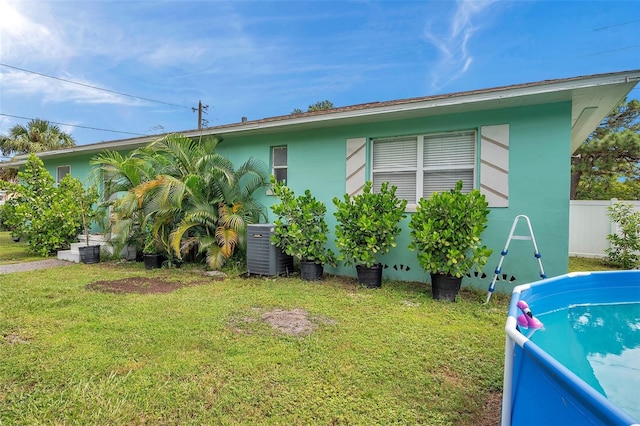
3, 70, 639, 167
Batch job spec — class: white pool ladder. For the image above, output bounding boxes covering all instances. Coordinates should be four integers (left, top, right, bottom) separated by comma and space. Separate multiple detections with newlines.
484, 215, 546, 304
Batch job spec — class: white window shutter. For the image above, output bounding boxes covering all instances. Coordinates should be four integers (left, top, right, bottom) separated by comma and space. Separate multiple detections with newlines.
480, 125, 509, 207
346, 138, 367, 196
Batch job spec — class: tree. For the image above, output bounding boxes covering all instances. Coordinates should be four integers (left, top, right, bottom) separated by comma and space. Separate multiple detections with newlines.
95, 133, 268, 269
0, 154, 93, 256
291, 100, 334, 115
604, 202, 640, 269
571, 99, 640, 200
0, 119, 76, 157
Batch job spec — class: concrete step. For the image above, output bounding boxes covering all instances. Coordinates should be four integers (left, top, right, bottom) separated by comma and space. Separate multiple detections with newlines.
58, 239, 108, 263
57, 239, 137, 263
57, 249, 80, 263
70, 242, 89, 251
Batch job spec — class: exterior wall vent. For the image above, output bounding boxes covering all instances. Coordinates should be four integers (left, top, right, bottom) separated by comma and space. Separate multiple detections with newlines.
246, 224, 293, 276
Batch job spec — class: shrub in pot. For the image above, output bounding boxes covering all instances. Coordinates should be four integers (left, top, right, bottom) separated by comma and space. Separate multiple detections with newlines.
270, 179, 335, 281
408, 180, 492, 301
142, 221, 164, 269
333, 181, 407, 287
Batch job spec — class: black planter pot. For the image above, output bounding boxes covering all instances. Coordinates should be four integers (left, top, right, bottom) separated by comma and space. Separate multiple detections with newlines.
79, 245, 101, 264
430, 273, 462, 301
356, 263, 383, 288
144, 254, 164, 270
300, 260, 323, 281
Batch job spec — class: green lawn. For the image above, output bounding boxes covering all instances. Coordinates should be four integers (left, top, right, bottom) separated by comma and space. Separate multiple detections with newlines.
0, 232, 620, 424
568, 256, 622, 272
0, 231, 44, 264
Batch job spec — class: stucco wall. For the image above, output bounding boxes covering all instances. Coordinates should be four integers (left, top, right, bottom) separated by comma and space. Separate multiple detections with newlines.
40, 101, 572, 293
218, 101, 572, 292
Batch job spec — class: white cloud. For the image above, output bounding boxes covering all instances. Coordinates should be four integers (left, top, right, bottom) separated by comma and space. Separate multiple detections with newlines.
0, 1, 272, 107
1, 70, 144, 106
0, 1, 73, 62
423, 0, 497, 90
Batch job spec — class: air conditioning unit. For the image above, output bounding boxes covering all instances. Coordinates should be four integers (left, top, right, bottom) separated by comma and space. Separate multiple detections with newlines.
246, 224, 293, 276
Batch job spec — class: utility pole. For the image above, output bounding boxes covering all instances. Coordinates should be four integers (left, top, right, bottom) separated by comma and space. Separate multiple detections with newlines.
192, 100, 209, 129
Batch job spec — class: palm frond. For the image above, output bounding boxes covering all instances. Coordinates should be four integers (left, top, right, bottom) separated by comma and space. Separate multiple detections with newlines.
169, 220, 203, 259
216, 226, 238, 259
206, 245, 228, 270
133, 177, 166, 207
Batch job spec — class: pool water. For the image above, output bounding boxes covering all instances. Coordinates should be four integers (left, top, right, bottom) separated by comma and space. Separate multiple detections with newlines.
530, 302, 640, 420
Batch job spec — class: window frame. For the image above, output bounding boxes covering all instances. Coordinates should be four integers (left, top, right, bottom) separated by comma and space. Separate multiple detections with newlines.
271, 145, 288, 184
371, 129, 477, 211
56, 165, 70, 183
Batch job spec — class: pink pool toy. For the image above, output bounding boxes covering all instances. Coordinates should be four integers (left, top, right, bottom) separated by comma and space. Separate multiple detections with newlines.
516, 300, 544, 330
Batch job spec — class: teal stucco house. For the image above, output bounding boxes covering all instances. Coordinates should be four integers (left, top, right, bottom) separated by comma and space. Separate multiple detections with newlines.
6, 70, 640, 293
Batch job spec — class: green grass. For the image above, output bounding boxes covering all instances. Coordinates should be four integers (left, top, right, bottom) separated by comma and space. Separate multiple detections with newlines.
568, 256, 623, 272
0, 232, 621, 424
0, 232, 44, 264
0, 259, 512, 424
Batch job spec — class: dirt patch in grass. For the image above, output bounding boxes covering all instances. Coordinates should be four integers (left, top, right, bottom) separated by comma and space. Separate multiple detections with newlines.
229, 307, 337, 337
3, 334, 29, 344
86, 277, 207, 294
467, 391, 502, 426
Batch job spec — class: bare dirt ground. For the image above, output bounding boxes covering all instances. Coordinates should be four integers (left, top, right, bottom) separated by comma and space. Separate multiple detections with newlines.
473, 391, 502, 426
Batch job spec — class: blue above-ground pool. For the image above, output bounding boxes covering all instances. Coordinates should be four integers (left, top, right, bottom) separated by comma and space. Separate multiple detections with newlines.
502, 270, 640, 426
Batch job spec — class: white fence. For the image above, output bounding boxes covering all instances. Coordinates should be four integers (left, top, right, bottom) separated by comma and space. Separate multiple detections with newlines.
569, 199, 640, 258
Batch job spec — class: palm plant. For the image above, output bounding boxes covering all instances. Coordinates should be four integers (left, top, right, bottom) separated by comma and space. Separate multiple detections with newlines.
202, 158, 268, 267
89, 150, 156, 254
122, 133, 268, 269
0, 119, 76, 157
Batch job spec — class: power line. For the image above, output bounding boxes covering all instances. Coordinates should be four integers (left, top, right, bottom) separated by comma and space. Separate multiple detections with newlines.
0, 63, 191, 109
0, 113, 147, 136
594, 20, 640, 31
574, 44, 639, 58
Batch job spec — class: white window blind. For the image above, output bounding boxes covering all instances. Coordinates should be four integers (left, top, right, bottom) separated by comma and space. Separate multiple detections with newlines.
423, 130, 475, 197
372, 136, 418, 204
373, 136, 417, 169
372, 130, 476, 205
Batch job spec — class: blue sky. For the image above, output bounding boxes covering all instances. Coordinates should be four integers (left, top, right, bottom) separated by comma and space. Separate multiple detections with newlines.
1, 0, 639, 156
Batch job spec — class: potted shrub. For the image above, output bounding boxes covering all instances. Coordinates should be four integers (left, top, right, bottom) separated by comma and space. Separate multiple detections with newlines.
77, 185, 101, 264
270, 179, 335, 281
333, 181, 407, 288
142, 221, 164, 269
408, 180, 493, 301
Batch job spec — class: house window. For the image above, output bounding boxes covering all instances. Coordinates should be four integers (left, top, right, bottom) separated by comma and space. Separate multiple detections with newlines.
57, 165, 70, 183
272, 146, 287, 183
371, 130, 476, 205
